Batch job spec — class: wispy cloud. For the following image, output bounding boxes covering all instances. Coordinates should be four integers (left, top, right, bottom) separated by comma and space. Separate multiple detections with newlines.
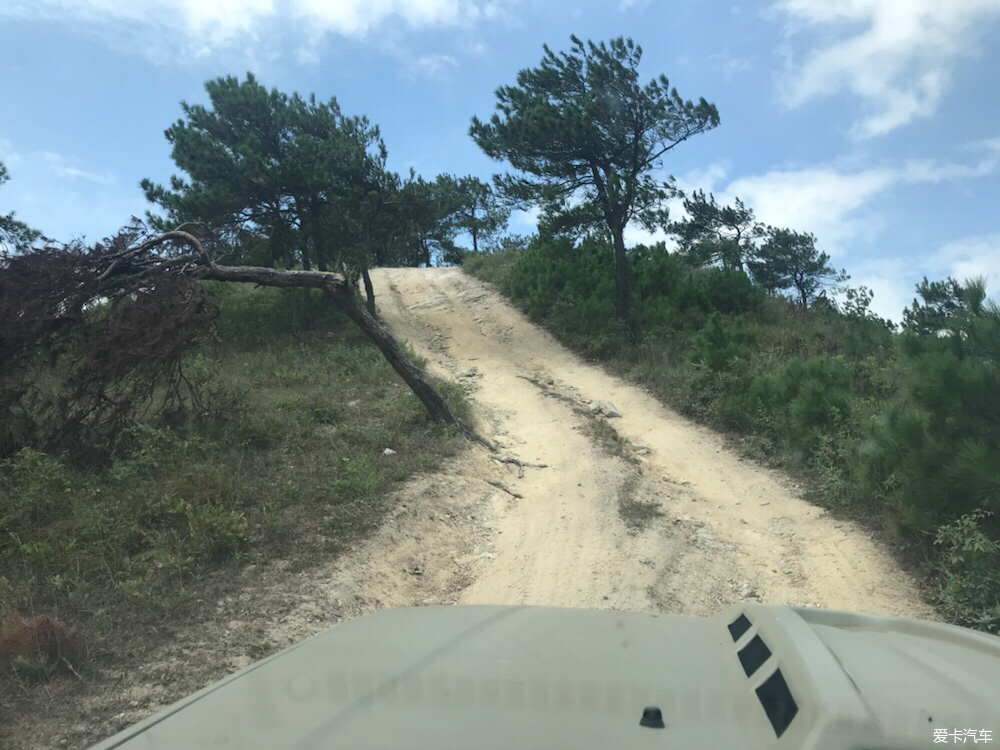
704, 49, 756, 79
0, 0, 513, 65
509, 205, 541, 234
42, 152, 117, 186
413, 53, 460, 77
846, 257, 914, 324
654, 143, 1000, 322
928, 233, 1000, 286
0, 141, 142, 242
774, 0, 1000, 137
852, 233, 1000, 324
702, 143, 1000, 257
0, 139, 20, 171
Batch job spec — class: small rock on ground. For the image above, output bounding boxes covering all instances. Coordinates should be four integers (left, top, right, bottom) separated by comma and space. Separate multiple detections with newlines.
588, 400, 621, 418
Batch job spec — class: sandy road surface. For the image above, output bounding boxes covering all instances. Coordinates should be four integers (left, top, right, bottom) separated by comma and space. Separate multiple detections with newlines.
372, 266, 933, 618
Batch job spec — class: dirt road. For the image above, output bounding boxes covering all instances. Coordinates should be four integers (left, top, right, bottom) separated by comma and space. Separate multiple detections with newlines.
370, 267, 933, 618
18, 267, 935, 750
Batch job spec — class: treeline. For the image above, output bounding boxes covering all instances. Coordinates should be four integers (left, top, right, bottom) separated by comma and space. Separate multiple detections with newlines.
136, 73, 511, 314
464, 230, 1000, 633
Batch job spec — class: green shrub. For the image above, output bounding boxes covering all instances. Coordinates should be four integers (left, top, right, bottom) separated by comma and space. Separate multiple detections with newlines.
177, 499, 248, 563
781, 358, 853, 458
110, 426, 207, 480
720, 356, 851, 460
856, 343, 1000, 535
461, 235, 528, 286
503, 234, 615, 322
702, 268, 765, 316
934, 511, 1000, 633
211, 284, 350, 348
0, 449, 76, 531
687, 312, 746, 372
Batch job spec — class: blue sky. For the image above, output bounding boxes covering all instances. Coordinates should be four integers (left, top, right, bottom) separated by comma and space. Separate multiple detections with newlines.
1, 0, 999, 322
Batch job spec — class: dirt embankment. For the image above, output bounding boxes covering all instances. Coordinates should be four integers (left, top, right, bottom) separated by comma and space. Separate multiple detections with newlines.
11, 267, 933, 750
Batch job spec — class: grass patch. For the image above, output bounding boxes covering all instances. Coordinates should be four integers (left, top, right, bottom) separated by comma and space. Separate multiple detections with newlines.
580, 417, 639, 465
616, 474, 663, 532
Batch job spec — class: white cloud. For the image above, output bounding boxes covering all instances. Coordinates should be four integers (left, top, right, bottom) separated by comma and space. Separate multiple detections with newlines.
675, 162, 728, 195
509, 205, 540, 233
42, 152, 117, 186
498, 141, 999, 268
667, 144, 1000, 323
719, 166, 896, 254
1, 0, 510, 63
704, 50, 756, 79
0, 142, 143, 242
699, 143, 1000, 257
463, 40, 491, 58
846, 257, 915, 324
291, 0, 467, 36
775, 0, 1000, 137
623, 224, 671, 247
849, 234, 1000, 324
0, 139, 21, 173
928, 233, 1000, 289
413, 53, 459, 77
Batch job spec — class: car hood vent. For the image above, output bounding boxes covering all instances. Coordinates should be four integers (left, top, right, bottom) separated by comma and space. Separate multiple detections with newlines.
729, 613, 797, 737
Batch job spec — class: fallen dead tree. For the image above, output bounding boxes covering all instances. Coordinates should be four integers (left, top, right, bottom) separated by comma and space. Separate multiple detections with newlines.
0, 224, 493, 454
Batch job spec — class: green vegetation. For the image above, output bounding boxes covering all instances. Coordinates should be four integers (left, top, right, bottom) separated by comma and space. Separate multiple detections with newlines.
2, 28, 995, 685
471, 35, 718, 325
464, 234, 1000, 633
141, 74, 507, 291
0, 284, 467, 670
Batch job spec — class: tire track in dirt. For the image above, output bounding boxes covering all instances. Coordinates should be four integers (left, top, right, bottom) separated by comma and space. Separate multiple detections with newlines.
371, 266, 935, 619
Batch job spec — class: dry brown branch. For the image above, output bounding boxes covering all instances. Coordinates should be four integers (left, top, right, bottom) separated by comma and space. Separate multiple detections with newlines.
489, 454, 548, 478
0, 611, 80, 676
486, 479, 523, 498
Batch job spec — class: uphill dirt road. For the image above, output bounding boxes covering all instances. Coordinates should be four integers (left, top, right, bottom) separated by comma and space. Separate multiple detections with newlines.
371, 266, 933, 618
15, 267, 935, 750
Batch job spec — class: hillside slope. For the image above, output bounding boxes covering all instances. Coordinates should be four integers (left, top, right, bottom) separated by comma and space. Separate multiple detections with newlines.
10, 270, 936, 750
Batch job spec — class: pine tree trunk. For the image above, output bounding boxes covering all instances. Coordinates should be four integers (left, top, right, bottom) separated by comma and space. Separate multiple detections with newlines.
612, 227, 630, 322
362, 267, 376, 316
612, 226, 638, 343
199, 264, 460, 426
